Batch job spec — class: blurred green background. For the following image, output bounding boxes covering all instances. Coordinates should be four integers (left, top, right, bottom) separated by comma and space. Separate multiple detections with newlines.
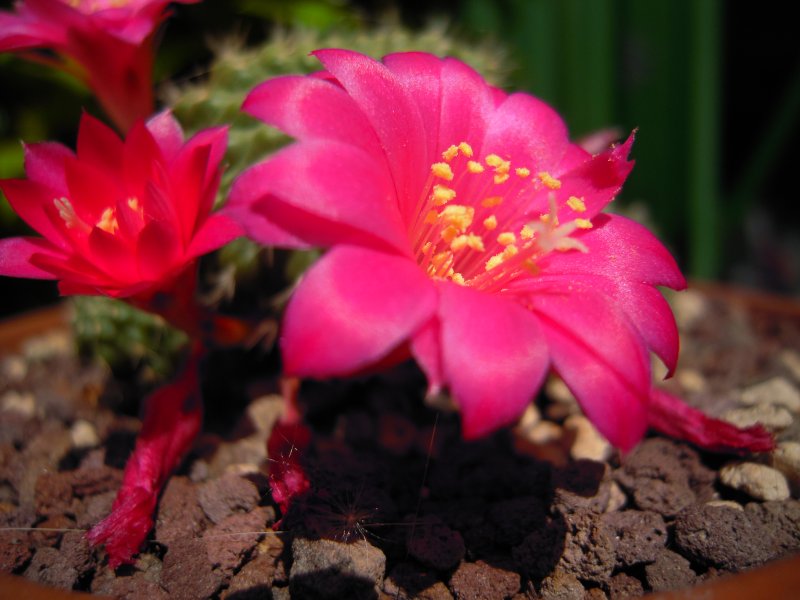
1, 0, 798, 318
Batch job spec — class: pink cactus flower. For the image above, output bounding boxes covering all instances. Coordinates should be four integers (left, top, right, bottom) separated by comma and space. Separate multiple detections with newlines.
227, 49, 772, 454
0, 110, 241, 309
0, 0, 198, 131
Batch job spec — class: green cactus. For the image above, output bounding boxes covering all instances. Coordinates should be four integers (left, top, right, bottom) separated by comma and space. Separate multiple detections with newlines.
71, 295, 188, 385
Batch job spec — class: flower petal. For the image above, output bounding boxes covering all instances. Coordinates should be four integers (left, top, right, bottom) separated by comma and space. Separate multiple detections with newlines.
146, 110, 185, 162
243, 75, 381, 156
480, 92, 570, 172
226, 140, 407, 253
438, 283, 549, 439
0, 179, 69, 247
312, 49, 429, 216
281, 245, 436, 378
526, 284, 650, 451
649, 388, 774, 453
185, 213, 242, 260
23, 141, 72, 194
540, 213, 687, 289
0, 236, 61, 279
555, 133, 635, 221
410, 316, 444, 397
76, 111, 124, 174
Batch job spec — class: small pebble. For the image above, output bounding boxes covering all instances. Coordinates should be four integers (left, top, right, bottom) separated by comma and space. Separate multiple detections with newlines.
1, 390, 36, 418
780, 350, 800, 382
772, 441, 800, 496
604, 481, 627, 513
245, 394, 284, 433
69, 419, 99, 449
739, 377, 800, 412
1, 355, 27, 382
720, 462, 790, 501
722, 404, 793, 431
676, 369, 707, 393
565, 415, 612, 462
705, 500, 743, 511
668, 288, 708, 329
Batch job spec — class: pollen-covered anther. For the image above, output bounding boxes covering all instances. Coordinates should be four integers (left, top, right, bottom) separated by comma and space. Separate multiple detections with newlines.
96, 207, 119, 234
497, 232, 516, 246
431, 184, 456, 206
483, 215, 498, 230
441, 225, 459, 244
467, 160, 485, 174
567, 195, 586, 212
442, 145, 459, 161
54, 197, 90, 233
494, 173, 510, 185
431, 162, 454, 181
481, 196, 503, 208
575, 218, 593, 230
520, 224, 535, 239
450, 272, 466, 285
439, 204, 474, 231
458, 142, 474, 157
537, 171, 561, 190
515, 167, 531, 178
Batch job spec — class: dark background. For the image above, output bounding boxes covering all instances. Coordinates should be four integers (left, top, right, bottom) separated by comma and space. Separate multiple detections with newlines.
1, 0, 798, 318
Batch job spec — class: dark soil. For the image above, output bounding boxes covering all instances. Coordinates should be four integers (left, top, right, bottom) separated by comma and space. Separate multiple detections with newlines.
1, 285, 799, 599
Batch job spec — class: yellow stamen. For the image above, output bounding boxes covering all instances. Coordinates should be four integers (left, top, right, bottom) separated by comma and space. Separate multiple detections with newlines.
502, 244, 519, 259
483, 215, 498, 230
458, 142, 474, 157
451, 272, 466, 285
431, 251, 452, 270
466, 233, 485, 252
442, 145, 459, 161
575, 218, 593, 229
439, 204, 474, 231
493, 173, 510, 185
567, 195, 586, 212
431, 162, 454, 181
441, 225, 460, 244
450, 235, 468, 252
485, 154, 503, 167
485, 253, 504, 271
520, 224, 535, 239
431, 184, 456, 206
497, 232, 516, 246
467, 160, 485, 174
515, 167, 531, 178
537, 171, 562, 189
96, 207, 119, 234
481, 196, 503, 208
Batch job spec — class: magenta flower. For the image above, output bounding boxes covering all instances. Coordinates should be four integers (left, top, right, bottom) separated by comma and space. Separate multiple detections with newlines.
227, 49, 772, 454
0, 0, 198, 131
0, 110, 240, 308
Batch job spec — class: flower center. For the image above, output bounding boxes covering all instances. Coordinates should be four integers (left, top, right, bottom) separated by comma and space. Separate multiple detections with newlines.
411, 142, 592, 293
54, 196, 144, 237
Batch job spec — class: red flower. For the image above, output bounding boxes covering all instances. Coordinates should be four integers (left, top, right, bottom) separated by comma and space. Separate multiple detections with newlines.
0, 110, 241, 303
226, 49, 771, 453
0, 0, 198, 130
